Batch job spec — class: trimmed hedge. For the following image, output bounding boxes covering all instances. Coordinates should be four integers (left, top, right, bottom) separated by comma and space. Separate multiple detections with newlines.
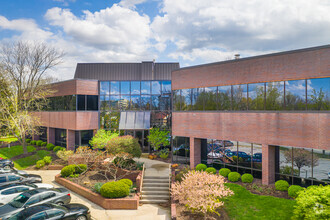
219, 168, 231, 177
54, 146, 65, 152
205, 167, 217, 174
241, 173, 254, 183
100, 181, 130, 198
36, 140, 43, 146
41, 142, 47, 146
118, 178, 133, 187
288, 185, 304, 199
228, 172, 241, 182
275, 180, 289, 191
26, 139, 31, 143
30, 140, 36, 145
195, 163, 207, 171
36, 160, 45, 169
61, 165, 76, 177
46, 143, 55, 151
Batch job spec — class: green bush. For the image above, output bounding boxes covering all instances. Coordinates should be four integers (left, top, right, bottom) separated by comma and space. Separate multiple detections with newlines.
53, 146, 65, 152
26, 139, 31, 143
61, 165, 75, 177
118, 178, 133, 187
43, 156, 52, 165
69, 174, 79, 178
94, 182, 104, 193
288, 185, 304, 199
241, 173, 254, 183
36, 140, 43, 146
175, 167, 190, 182
30, 140, 36, 145
36, 160, 45, 169
195, 163, 207, 171
228, 172, 241, 182
105, 136, 142, 158
100, 181, 130, 198
46, 143, 55, 151
219, 168, 231, 177
293, 185, 329, 220
75, 164, 87, 174
205, 167, 217, 174
41, 142, 47, 146
275, 180, 289, 191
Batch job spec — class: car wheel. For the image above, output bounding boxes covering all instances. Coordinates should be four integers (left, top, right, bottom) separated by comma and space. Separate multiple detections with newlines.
56, 202, 64, 206
76, 215, 87, 220
3, 165, 11, 170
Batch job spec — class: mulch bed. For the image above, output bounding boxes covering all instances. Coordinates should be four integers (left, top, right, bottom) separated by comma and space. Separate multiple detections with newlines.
11, 152, 36, 160
176, 203, 230, 220
68, 170, 109, 191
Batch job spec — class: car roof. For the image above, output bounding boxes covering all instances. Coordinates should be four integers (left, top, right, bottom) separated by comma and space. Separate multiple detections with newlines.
0, 183, 29, 190
19, 204, 56, 216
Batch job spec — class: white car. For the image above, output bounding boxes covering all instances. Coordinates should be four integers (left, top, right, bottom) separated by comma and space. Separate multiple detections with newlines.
0, 182, 54, 205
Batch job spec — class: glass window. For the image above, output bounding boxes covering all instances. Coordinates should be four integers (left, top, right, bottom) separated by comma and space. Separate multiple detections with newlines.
120, 95, 130, 110
141, 81, 151, 94
77, 95, 85, 111
100, 81, 110, 95
54, 96, 65, 111
152, 81, 161, 94
15, 187, 30, 193
173, 90, 181, 111
120, 81, 130, 95
312, 150, 329, 185
232, 84, 248, 110
151, 95, 160, 110
109, 111, 120, 131
55, 128, 66, 148
8, 175, 21, 181
28, 212, 47, 220
63, 95, 76, 111
110, 81, 120, 95
172, 136, 190, 164
131, 81, 140, 95
110, 96, 120, 110
160, 95, 171, 111
100, 96, 110, 111
307, 78, 330, 110
26, 196, 40, 206
87, 95, 98, 111
204, 87, 217, 110
237, 142, 252, 170
2, 188, 17, 195
248, 83, 265, 110
192, 88, 203, 110
131, 95, 140, 110
46, 209, 66, 218
181, 89, 192, 111
285, 80, 306, 110
266, 81, 284, 110
100, 112, 110, 130
218, 86, 231, 110
0, 177, 6, 183
81, 130, 94, 146
141, 95, 151, 110
162, 81, 171, 94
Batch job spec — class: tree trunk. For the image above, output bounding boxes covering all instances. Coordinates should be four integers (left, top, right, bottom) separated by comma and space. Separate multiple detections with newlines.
22, 139, 28, 154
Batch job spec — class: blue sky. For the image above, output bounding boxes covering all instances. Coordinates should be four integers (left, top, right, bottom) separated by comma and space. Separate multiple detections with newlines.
0, 0, 329, 80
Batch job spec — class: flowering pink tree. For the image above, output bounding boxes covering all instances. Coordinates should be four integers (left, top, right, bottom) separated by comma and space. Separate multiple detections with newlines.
171, 171, 233, 218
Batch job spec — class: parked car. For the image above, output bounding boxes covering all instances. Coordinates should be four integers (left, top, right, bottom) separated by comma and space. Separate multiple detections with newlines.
226, 151, 251, 159
8, 203, 91, 220
0, 183, 54, 205
0, 173, 42, 187
0, 188, 71, 220
0, 168, 28, 177
0, 159, 14, 169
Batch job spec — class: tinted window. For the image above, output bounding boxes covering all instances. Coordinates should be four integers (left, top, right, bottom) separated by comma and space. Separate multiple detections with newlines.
249, 83, 265, 110
162, 81, 171, 94
26, 195, 40, 206
151, 81, 161, 94
28, 212, 47, 220
218, 86, 231, 110
110, 96, 120, 110
46, 209, 66, 218
77, 95, 86, 111
141, 81, 151, 94
120, 81, 130, 94
204, 87, 217, 110
2, 188, 17, 195
15, 187, 30, 193
100, 95, 110, 111
120, 95, 130, 110
87, 95, 98, 111
232, 84, 247, 110
131, 81, 140, 94
131, 95, 140, 110
110, 81, 120, 95
100, 81, 110, 95
173, 90, 181, 111
0, 176, 7, 183
8, 175, 21, 181
285, 80, 306, 110
307, 78, 330, 110
151, 95, 160, 110
181, 89, 192, 111
160, 95, 171, 111
266, 81, 284, 110
191, 88, 203, 110
40, 192, 56, 201
141, 95, 151, 110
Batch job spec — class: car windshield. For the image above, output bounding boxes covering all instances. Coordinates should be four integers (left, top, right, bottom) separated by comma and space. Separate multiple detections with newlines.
8, 194, 30, 208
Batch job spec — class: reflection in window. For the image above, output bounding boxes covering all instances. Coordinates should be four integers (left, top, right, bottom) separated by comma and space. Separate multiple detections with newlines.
285, 80, 306, 110
77, 95, 85, 111
192, 88, 203, 110
249, 83, 265, 110
151, 95, 160, 110
232, 85, 248, 110
141, 81, 151, 94
172, 136, 190, 164
100, 81, 110, 95
100, 112, 111, 129
100, 96, 110, 111
110, 96, 120, 110
109, 111, 120, 131
131, 95, 140, 110
204, 87, 217, 110
63, 95, 76, 111
266, 82, 284, 110
218, 86, 231, 110
307, 78, 330, 110
173, 90, 182, 111
110, 81, 120, 95
141, 95, 151, 110
312, 150, 329, 185
131, 81, 140, 95
120, 95, 130, 110
162, 81, 171, 94
120, 81, 130, 95
87, 95, 98, 111
152, 81, 161, 94
160, 95, 171, 111
181, 89, 192, 111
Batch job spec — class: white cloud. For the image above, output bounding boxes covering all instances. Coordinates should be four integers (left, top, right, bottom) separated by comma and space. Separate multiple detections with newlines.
119, 0, 148, 9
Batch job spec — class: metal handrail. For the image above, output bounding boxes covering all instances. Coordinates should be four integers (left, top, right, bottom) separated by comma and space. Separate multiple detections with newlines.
139, 163, 145, 198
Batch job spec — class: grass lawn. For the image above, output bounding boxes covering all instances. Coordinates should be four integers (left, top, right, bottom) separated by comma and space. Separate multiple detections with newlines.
14, 150, 50, 170
0, 136, 18, 143
223, 183, 296, 220
0, 145, 36, 159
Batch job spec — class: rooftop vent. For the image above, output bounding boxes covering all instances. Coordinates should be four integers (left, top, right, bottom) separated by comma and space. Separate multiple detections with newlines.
235, 54, 240, 59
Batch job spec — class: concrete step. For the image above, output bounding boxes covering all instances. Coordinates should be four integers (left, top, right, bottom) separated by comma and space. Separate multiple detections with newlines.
142, 187, 169, 192
143, 182, 169, 187
141, 191, 169, 195
143, 179, 169, 183
140, 199, 169, 204
144, 176, 168, 179
141, 195, 169, 200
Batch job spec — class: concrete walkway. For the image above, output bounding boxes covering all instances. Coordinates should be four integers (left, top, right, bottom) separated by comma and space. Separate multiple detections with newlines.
26, 162, 171, 220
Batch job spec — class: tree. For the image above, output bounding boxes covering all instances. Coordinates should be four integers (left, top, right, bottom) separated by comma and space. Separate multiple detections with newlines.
0, 41, 63, 153
106, 135, 142, 158
89, 129, 118, 150
284, 148, 319, 176
147, 127, 170, 151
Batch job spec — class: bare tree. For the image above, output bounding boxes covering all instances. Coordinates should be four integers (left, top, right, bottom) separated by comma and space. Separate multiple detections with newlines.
0, 41, 64, 153
284, 148, 319, 176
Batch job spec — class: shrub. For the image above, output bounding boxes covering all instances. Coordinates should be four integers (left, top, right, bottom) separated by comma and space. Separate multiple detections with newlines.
36, 160, 45, 169
293, 185, 329, 220
172, 170, 233, 216
241, 173, 254, 183
195, 163, 207, 171
228, 172, 241, 182
158, 148, 169, 159
90, 129, 119, 150
30, 140, 36, 145
41, 142, 47, 146
105, 136, 142, 158
275, 180, 289, 191
288, 185, 304, 199
54, 146, 65, 152
175, 167, 190, 182
75, 164, 87, 174
205, 167, 217, 174
46, 143, 55, 150
100, 181, 130, 198
118, 178, 133, 187
36, 140, 43, 146
56, 150, 74, 161
219, 168, 231, 177
94, 182, 104, 193
69, 174, 79, 178
26, 139, 31, 143
61, 165, 75, 177
43, 156, 52, 165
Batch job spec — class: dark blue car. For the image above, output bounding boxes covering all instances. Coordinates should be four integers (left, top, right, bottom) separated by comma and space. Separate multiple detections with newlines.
226, 151, 250, 159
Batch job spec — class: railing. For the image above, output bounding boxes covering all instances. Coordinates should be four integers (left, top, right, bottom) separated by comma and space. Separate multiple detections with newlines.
139, 163, 145, 198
